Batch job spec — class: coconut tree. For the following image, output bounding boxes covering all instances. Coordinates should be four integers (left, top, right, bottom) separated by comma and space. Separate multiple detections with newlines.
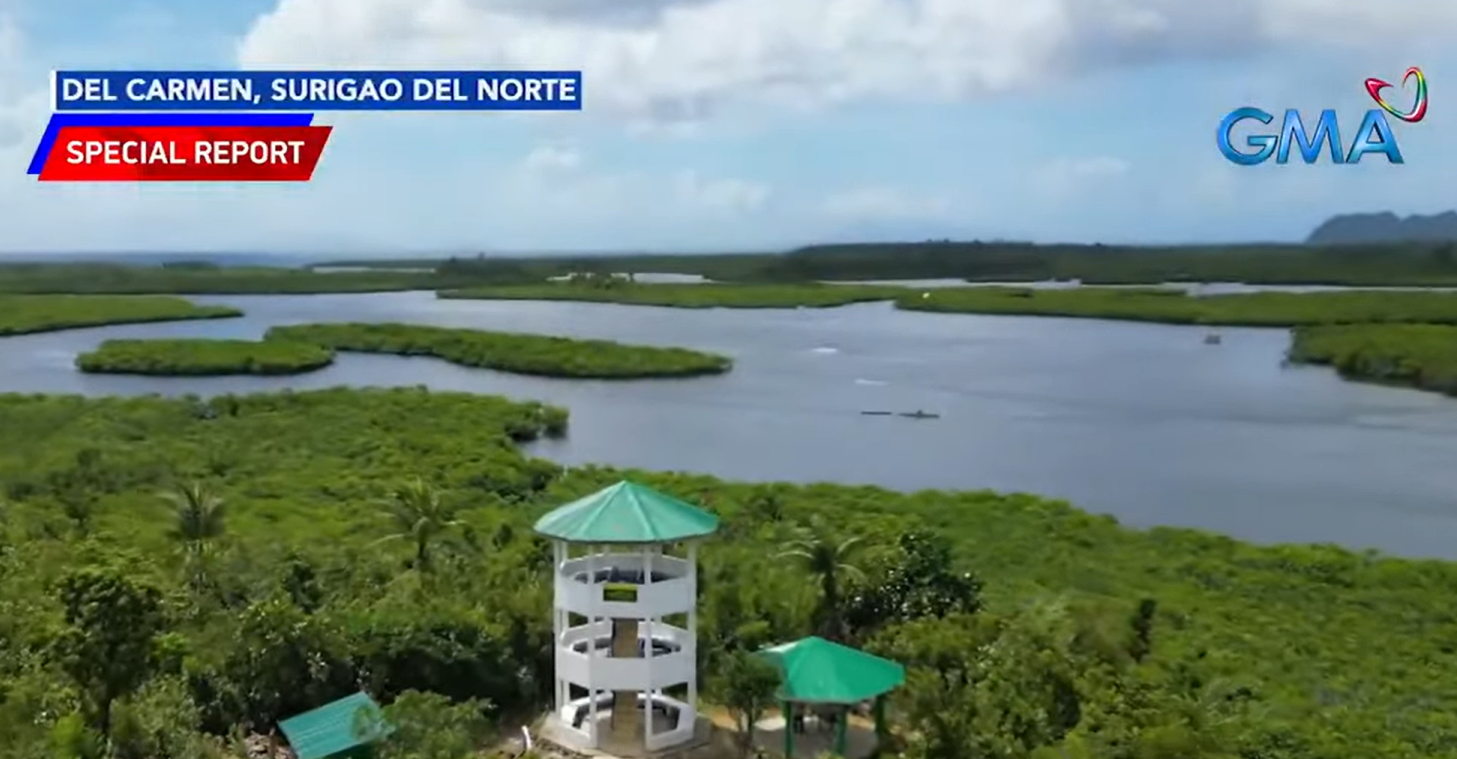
373, 478, 464, 571
161, 482, 226, 590
777, 519, 864, 641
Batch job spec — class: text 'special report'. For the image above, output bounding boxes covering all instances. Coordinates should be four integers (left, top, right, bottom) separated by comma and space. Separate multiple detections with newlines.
30, 70, 583, 182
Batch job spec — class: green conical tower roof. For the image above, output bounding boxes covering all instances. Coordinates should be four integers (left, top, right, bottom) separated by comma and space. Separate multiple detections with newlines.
533, 480, 719, 543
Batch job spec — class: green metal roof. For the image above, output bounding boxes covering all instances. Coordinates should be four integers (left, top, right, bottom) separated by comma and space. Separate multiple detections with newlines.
533, 480, 719, 544
278, 692, 392, 759
757, 637, 905, 704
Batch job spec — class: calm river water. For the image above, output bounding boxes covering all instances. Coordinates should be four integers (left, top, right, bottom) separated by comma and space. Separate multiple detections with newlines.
3, 291, 1456, 558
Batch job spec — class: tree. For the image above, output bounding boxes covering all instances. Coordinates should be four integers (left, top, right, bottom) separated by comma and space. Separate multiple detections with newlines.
374, 691, 493, 759
1128, 598, 1156, 663
373, 479, 466, 571
874, 603, 1083, 759
748, 488, 785, 522
108, 676, 225, 759
44, 449, 116, 536
778, 520, 863, 640
161, 482, 226, 590
53, 481, 96, 535
872, 614, 994, 759
216, 597, 353, 731
710, 651, 782, 757
844, 530, 982, 641
49, 568, 164, 738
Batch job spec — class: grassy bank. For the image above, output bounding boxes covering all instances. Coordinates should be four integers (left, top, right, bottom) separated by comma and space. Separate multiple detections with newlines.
337, 239, 1457, 285
0, 294, 240, 335
0, 263, 453, 294
266, 322, 732, 378
16, 240, 1457, 296
898, 286, 1457, 325
440, 282, 906, 308
1288, 323, 1457, 395
0, 387, 1450, 758
75, 338, 335, 376
439, 281, 1457, 326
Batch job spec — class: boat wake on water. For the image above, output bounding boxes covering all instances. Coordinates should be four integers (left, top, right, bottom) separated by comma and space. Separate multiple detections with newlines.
859, 409, 941, 419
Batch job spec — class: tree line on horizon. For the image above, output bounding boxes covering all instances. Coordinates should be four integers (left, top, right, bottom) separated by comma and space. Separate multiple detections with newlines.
428, 239, 1457, 286
3, 239, 1457, 293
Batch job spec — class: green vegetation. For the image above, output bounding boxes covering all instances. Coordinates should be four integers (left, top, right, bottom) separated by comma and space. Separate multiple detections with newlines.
345, 239, 1457, 285
75, 339, 335, 376
17, 240, 1457, 295
0, 387, 1451, 758
898, 286, 1457, 325
266, 322, 732, 378
1288, 323, 1457, 395
440, 280, 905, 308
439, 280, 1457, 327
0, 263, 452, 294
60, 323, 732, 381
0, 295, 239, 336
763, 240, 1457, 284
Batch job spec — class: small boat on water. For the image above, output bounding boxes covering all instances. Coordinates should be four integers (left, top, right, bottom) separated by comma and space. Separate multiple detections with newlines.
1204, 332, 1222, 345
861, 410, 940, 418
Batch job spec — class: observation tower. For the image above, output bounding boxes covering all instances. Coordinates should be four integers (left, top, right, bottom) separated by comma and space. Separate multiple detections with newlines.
533, 480, 719, 755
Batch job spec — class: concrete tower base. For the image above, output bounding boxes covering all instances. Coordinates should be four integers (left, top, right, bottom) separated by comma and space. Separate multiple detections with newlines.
538, 714, 731, 759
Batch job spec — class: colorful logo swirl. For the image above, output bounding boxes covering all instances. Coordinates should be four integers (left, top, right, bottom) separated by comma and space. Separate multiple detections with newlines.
1364, 67, 1427, 123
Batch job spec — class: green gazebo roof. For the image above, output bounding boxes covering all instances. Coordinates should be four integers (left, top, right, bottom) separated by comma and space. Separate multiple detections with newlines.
533, 480, 719, 544
757, 637, 905, 704
278, 692, 392, 759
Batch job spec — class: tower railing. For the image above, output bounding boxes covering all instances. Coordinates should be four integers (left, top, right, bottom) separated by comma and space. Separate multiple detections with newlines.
554, 554, 695, 617
556, 620, 696, 691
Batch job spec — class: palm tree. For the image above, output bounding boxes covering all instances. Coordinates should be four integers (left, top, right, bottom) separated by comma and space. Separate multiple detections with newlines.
373, 478, 464, 571
161, 482, 226, 589
778, 520, 864, 641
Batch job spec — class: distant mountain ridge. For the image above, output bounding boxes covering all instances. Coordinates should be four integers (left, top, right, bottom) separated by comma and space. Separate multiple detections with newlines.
1307, 212, 1457, 244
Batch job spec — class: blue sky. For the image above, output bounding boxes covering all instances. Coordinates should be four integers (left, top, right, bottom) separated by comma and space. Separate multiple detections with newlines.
0, 0, 1454, 254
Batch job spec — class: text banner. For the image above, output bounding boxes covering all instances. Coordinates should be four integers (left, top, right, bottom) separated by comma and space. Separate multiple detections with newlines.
38, 125, 333, 181
53, 70, 583, 111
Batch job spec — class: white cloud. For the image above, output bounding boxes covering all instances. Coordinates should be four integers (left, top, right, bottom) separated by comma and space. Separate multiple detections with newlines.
508, 145, 768, 218
820, 186, 950, 220
1054, 157, 1128, 178
0, 12, 42, 151
672, 170, 769, 212
1034, 156, 1128, 196
237, 0, 1457, 127
0, 13, 51, 217
523, 144, 582, 170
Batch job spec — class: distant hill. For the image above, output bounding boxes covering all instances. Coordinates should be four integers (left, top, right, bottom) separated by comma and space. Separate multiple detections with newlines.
1307, 212, 1457, 244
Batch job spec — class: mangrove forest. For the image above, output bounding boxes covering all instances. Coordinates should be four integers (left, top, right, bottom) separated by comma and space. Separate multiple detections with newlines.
0, 387, 1450, 758
0, 295, 239, 336
75, 339, 336, 376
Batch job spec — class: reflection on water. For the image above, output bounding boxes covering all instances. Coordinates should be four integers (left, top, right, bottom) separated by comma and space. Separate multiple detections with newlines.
2, 291, 1457, 558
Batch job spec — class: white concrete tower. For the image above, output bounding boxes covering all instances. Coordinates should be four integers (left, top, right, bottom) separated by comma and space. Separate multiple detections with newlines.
533, 480, 719, 754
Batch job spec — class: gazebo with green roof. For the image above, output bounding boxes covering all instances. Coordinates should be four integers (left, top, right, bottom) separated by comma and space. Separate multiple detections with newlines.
756, 637, 905, 757
278, 692, 392, 759
534, 480, 719, 755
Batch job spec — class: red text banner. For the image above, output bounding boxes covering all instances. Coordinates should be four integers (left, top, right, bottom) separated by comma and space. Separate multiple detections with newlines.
38, 125, 333, 181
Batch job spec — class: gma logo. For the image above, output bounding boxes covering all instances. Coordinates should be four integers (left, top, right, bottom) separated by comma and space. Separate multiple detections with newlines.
1217, 108, 1403, 165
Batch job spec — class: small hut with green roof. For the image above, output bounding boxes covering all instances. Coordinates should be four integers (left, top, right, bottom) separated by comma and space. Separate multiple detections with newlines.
534, 480, 719, 756
277, 692, 392, 759
756, 636, 905, 757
